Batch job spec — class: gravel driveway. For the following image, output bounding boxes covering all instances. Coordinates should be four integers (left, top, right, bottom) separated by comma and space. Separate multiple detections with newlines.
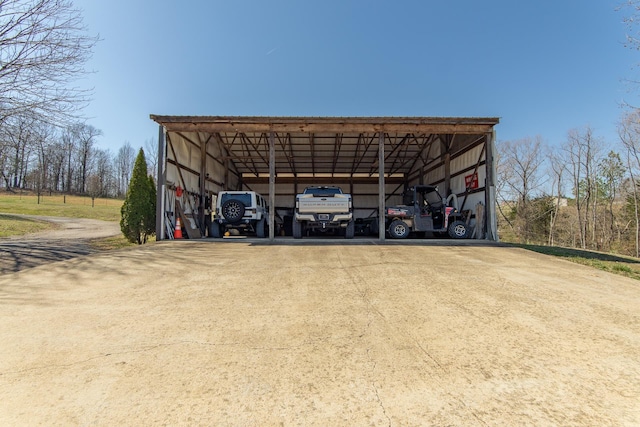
0, 236, 639, 426
0, 215, 120, 274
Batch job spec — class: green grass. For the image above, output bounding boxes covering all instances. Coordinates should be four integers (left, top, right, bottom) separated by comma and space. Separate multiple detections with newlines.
0, 213, 59, 237
0, 192, 122, 221
0, 191, 135, 249
511, 243, 640, 281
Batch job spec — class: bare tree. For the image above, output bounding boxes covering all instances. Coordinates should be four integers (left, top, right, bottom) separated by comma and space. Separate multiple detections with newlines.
61, 125, 75, 193
93, 148, 113, 196
71, 123, 101, 193
565, 126, 604, 249
547, 148, 567, 246
31, 120, 55, 201
0, 0, 98, 124
48, 139, 66, 191
496, 136, 546, 242
0, 114, 37, 189
144, 137, 158, 182
116, 142, 135, 197
619, 109, 640, 256
598, 151, 625, 250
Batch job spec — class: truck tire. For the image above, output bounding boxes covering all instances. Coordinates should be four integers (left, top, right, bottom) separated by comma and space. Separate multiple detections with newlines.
345, 220, 355, 239
256, 218, 266, 238
389, 220, 410, 239
448, 220, 469, 239
221, 199, 245, 223
292, 220, 302, 239
209, 222, 221, 238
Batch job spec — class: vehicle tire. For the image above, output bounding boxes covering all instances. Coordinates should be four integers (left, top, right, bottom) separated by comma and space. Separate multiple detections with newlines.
345, 220, 355, 239
448, 220, 469, 239
292, 220, 302, 239
209, 222, 221, 238
388, 219, 410, 239
256, 218, 266, 238
221, 199, 245, 223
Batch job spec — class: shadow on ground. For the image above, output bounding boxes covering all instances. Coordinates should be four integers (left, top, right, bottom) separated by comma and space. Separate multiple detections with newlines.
512, 244, 640, 264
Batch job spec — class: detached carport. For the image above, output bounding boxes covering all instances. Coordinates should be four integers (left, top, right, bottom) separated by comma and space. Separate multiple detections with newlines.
149, 116, 500, 241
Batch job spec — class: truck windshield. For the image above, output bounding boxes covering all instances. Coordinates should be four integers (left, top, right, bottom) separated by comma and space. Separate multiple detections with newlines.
305, 187, 341, 196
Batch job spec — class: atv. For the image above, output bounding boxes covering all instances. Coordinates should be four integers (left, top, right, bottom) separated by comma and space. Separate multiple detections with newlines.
385, 185, 469, 239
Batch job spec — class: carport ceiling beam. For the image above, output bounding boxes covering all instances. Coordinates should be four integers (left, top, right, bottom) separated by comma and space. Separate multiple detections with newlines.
151, 116, 499, 135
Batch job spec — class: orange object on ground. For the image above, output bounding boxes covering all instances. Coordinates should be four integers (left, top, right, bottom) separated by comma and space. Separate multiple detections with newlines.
174, 217, 183, 239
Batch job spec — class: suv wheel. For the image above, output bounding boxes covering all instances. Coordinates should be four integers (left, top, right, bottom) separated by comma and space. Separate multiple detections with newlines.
448, 220, 469, 239
389, 220, 410, 239
221, 199, 245, 223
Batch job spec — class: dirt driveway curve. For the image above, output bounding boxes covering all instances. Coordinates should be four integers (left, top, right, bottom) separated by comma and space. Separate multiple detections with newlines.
0, 215, 120, 274
0, 237, 639, 425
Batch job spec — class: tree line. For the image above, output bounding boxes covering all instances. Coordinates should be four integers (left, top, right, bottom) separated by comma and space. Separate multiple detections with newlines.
497, 109, 640, 257
0, 0, 159, 200
0, 115, 157, 199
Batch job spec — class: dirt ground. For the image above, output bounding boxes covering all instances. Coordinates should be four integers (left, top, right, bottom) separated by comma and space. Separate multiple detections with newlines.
0, 216, 121, 274
0, 232, 639, 425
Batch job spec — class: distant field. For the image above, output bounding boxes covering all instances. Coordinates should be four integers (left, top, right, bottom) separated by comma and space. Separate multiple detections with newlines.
0, 192, 122, 222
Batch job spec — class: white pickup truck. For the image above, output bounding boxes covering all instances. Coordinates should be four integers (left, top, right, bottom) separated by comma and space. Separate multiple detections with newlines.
293, 186, 354, 239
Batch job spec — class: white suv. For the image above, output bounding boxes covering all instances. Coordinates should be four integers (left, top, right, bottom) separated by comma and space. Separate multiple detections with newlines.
210, 191, 269, 238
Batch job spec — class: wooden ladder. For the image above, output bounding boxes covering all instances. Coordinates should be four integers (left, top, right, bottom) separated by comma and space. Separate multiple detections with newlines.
175, 200, 202, 239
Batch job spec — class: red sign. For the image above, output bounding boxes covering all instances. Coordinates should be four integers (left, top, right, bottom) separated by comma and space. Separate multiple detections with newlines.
465, 173, 479, 189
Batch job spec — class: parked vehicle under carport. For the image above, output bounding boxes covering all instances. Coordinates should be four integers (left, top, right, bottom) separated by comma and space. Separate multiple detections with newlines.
385, 185, 470, 239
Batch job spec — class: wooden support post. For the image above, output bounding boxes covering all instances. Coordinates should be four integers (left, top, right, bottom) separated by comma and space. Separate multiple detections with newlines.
269, 131, 276, 241
485, 131, 498, 241
378, 132, 386, 242
156, 124, 166, 239
444, 152, 451, 195
199, 134, 207, 234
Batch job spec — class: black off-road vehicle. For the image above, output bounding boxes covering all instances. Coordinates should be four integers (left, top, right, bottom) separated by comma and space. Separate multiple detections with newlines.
385, 185, 470, 239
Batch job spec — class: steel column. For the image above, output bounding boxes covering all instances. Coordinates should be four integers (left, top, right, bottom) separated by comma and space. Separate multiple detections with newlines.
485, 130, 498, 241
199, 134, 207, 234
378, 132, 386, 242
269, 131, 276, 241
156, 124, 166, 239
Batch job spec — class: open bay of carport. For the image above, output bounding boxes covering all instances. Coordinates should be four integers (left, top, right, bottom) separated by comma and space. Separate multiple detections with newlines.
0, 240, 638, 425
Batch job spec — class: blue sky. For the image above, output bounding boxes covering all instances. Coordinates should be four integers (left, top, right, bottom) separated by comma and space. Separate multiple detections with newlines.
73, 0, 638, 153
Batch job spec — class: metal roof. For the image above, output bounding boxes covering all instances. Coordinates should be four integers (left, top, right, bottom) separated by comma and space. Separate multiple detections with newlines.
150, 115, 499, 180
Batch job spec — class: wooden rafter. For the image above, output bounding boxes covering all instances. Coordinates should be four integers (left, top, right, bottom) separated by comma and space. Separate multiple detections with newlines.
215, 133, 254, 175
351, 133, 377, 174
332, 133, 343, 175
405, 134, 437, 175
238, 133, 260, 176
277, 133, 296, 175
